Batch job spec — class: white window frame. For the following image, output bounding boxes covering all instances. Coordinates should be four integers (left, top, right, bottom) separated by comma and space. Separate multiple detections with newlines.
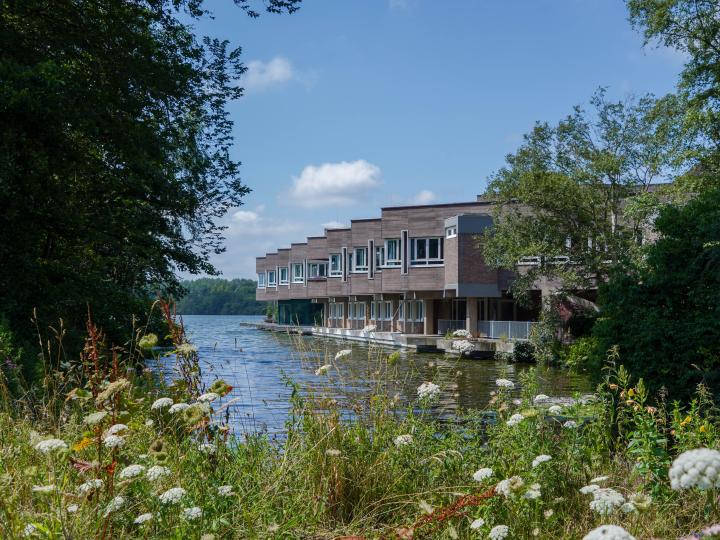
279, 267, 289, 285
383, 238, 401, 267
398, 300, 404, 321
292, 263, 304, 283
382, 300, 392, 321
329, 254, 342, 277
257, 273, 265, 288
445, 226, 457, 239
409, 300, 425, 322
267, 269, 277, 287
308, 262, 327, 279
375, 245, 385, 269
353, 247, 368, 272
410, 237, 444, 266
349, 301, 365, 321
370, 301, 376, 320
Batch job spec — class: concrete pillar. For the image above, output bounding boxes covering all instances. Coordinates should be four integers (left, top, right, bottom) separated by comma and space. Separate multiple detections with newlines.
466, 297, 478, 337
424, 299, 434, 335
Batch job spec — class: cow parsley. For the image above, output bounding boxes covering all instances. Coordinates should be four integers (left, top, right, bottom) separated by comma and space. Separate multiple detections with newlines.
159, 487, 186, 504
394, 434, 414, 447
182, 506, 202, 520
506, 413, 524, 427
588, 488, 625, 516
669, 448, 720, 490
197, 392, 219, 403
473, 467, 493, 482
532, 454, 552, 468
103, 434, 125, 449
118, 464, 145, 480
151, 397, 173, 410
103, 495, 125, 517
34, 438, 68, 454
495, 378, 514, 389
489, 525, 509, 540
470, 518, 485, 529
417, 382, 440, 400
146, 465, 171, 482
169, 403, 190, 414
134, 513, 153, 525
582, 525, 636, 540
77, 479, 104, 495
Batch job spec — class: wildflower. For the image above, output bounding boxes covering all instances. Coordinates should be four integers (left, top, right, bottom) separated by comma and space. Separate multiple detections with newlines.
495, 378, 514, 389
315, 364, 332, 375
138, 333, 158, 350
183, 402, 210, 425
103, 434, 125, 449
151, 397, 174, 410
524, 488, 542, 499
628, 492, 651, 511
496, 476, 524, 497
588, 488, 625, 516
159, 487, 186, 504
83, 411, 108, 426
169, 403, 190, 414
144, 419, 154, 427
590, 475, 609, 483
217, 485, 235, 497
473, 467, 493, 482
489, 525, 509, 540
544, 509, 554, 519
548, 405, 563, 414
31, 484, 54, 494
77, 479, 104, 495
197, 392, 220, 403
582, 525, 636, 540
452, 340, 474, 353
563, 420, 578, 429
580, 484, 600, 494
198, 443, 217, 455
34, 438, 68, 454
182, 506, 202, 520
532, 454, 552, 468
176, 343, 198, 356
470, 518, 485, 529
146, 465, 171, 482
620, 502, 637, 513
417, 381, 440, 401
669, 448, 720, 490
452, 329, 471, 338
533, 394, 550, 403
506, 413, 524, 427
325, 448, 341, 457
335, 349, 352, 361
134, 513, 153, 524
394, 434, 414, 447
67, 504, 79, 514
118, 464, 146, 480
103, 495, 125, 517
23, 524, 37, 537
105, 424, 128, 436
95, 379, 130, 405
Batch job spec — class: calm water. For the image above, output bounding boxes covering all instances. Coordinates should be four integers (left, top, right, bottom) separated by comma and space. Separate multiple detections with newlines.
171, 315, 591, 436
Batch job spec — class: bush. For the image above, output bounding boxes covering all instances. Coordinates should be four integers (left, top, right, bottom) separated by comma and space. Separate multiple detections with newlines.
512, 340, 536, 363
561, 336, 601, 374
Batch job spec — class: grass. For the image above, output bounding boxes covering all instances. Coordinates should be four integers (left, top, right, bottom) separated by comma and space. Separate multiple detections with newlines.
0, 310, 719, 539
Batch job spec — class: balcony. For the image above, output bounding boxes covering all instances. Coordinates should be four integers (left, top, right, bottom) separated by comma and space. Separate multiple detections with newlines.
477, 320, 537, 340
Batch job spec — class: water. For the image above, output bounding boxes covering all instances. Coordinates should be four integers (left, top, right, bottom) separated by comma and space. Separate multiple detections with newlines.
171, 314, 591, 436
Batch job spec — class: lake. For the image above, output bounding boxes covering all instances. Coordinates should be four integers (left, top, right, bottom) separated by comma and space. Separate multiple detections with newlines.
171, 314, 591, 436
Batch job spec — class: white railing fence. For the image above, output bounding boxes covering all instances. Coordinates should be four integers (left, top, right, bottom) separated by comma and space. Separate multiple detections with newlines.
477, 320, 537, 340
438, 319, 467, 335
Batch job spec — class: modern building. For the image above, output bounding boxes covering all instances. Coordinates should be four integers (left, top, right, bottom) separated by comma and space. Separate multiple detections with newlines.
255, 196, 544, 343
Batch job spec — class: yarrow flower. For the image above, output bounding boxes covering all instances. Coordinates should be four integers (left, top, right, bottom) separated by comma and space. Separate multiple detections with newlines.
580, 484, 600, 495
182, 506, 202, 520
315, 364, 332, 375
473, 467, 493, 482
105, 424, 128, 436
103, 434, 125, 449
103, 495, 125, 517
34, 438, 68, 454
118, 464, 146, 480
582, 525, 636, 540
524, 486, 542, 499
335, 349, 352, 361
169, 403, 190, 414
197, 392, 219, 403
159, 487, 187, 504
394, 434, 414, 447
77, 479, 104, 495
496, 476, 524, 498
533, 394, 550, 403
151, 397, 173, 410
548, 405, 563, 414
495, 378, 514, 389
532, 455, 552, 468
489, 524, 510, 540
506, 413, 524, 427
417, 381, 441, 401
669, 448, 720, 490
588, 488, 626, 516
83, 411, 108, 426
470, 518, 485, 529
134, 513, 153, 525
217, 485, 235, 497
563, 420, 578, 429
146, 465, 171, 482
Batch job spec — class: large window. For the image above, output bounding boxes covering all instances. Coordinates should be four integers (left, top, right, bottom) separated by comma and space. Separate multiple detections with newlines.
382, 301, 392, 321
329, 302, 344, 320
410, 237, 444, 265
308, 262, 327, 279
257, 273, 265, 288
349, 302, 366, 320
292, 263, 304, 283
375, 245, 384, 268
329, 254, 342, 277
407, 300, 424, 321
279, 267, 288, 285
353, 247, 368, 272
267, 270, 277, 287
384, 239, 401, 266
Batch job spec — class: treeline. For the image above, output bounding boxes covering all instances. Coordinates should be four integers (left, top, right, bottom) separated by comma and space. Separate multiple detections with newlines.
175, 278, 265, 315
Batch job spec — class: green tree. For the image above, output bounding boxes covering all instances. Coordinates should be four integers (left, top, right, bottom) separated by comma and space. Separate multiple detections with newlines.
0, 0, 299, 376
481, 90, 688, 301
175, 278, 265, 315
593, 188, 720, 400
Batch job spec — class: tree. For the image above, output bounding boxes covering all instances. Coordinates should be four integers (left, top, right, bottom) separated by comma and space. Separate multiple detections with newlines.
592, 187, 720, 401
480, 89, 689, 301
0, 0, 300, 376
175, 278, 265, 315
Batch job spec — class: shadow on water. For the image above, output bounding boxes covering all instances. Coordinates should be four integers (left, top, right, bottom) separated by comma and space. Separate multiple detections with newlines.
156, 315, 592, 437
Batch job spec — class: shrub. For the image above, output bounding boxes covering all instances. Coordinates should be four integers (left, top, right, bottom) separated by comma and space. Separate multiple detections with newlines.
561, 336, 601, 374
512, 340, 536, 363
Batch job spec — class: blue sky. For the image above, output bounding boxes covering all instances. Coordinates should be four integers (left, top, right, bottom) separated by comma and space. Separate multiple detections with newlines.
189, 0, 684, 279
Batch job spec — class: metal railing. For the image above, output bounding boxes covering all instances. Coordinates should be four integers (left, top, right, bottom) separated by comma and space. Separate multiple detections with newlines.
477, 320, 537, 340
438, 319, 467, 335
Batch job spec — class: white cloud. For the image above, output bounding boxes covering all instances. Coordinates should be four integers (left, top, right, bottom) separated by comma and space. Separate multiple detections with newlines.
288, 160, 382, 208
409, 189, 436, 205
232, 210, 260, 223
243, 57, 294, 92
322, 221, 348, 230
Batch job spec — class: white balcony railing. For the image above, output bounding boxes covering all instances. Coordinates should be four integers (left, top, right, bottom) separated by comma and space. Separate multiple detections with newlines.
477, 320, 537, 340
438, 319, 467, 335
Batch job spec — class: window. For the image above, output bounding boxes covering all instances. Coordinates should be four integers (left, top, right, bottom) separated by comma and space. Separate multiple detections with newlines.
329, 302, 344, 320
353, 247, 368, 272
407, 300, 424, 321
445, 226, 457, 239
370, 301, 376, 320
382, 301, 392, 321
257, 273, 265, 288
398, 301, 404, 321
292, 263, 304, 283
329, 254, 342, 277
267, 270, 276, 287
410, 237, 444, 265
375, 246, 384, 268
308, 262, 327, 279
384, 239, 401, 266
279, 267, 288, 284
349, 302, 366, 320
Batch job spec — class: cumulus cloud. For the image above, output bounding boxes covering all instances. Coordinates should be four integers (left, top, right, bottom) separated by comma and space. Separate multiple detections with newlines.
243, 57, 294, 92
409, 190, 436, 205
288, 160, 382, 208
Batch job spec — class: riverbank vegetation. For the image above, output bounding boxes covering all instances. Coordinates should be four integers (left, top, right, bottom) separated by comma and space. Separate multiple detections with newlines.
175, 279, 265, 316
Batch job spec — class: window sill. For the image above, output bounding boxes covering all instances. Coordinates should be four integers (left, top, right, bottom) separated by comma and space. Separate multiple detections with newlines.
350, 270, 368, 274
409, 263, 444, 267
307, 277, 327, 281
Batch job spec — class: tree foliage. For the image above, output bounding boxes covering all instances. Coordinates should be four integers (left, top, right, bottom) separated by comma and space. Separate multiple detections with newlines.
175, 278, 265, 315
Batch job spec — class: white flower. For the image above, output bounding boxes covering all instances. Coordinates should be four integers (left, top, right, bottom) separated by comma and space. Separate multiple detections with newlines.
151, 397, 173, 410
315, 364, 332, 375
34, 438, 68, 454
67, 504, 79, 514
589, 488, 625, 516
198, 443, 217, 455
669, 448, 720, 490
105, 424, 128, 436
580, 484, 600, 494
146, 465, 171, 482
159, 487, 186, 504
134, 513, 153, 524
523, 488, 542, 499
182, 506, 202, 520
23, 524, 37, 537
84, 411, 108, 426
335, 349, 352, 360
197, 392, 219, 403
470, 518, 485, 529
77, 479, 104, 495
144, 419, 154, 427
176, 343, 198, 356
325, 448, 341, 457
628, 492, 652, 511
452, 329, 472, 338
506, 413, 524, 427
31, 484, 55, 494
495, 378, 514, 389
489, 525, 509, 540
582, 525, 636, 540
533, 394, 550, 403
169, 403, 190, 414
452, 340, 474, 353
590, 475, 609, 483
102, 434, 125, 449
417, 381, 440, 400
532, 454, 552, 468
544, 509, 554, 518
548, 405, 563, 414
473, 467, 493, 482
563, 420, 578, 429
217, 485, 235, 497
620, 502, 637, 513
118, 464, 146, 480
103, 495, 125, 517
394, 434, 414, 447
496, 476, 524, 497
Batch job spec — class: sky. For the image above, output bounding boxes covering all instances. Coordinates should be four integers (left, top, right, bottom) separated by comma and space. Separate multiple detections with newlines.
186, 0, 685, 279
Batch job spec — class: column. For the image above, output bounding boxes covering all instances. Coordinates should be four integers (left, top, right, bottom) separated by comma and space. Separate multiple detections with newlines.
423, 299, 434, 335
466, 297, 478, 337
